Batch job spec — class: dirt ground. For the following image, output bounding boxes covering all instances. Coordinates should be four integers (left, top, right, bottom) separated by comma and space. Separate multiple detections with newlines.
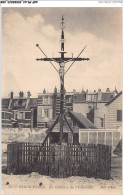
2, 172, 122, 195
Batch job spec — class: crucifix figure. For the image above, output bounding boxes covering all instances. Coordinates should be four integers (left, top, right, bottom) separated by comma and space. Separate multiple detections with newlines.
59, 62, 64, 85
36, 16, 90, 146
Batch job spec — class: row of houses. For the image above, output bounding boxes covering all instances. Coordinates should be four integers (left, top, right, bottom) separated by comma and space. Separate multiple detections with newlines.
2, 87, 122, 130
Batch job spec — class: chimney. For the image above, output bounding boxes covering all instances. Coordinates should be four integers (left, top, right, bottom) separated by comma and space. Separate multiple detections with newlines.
19, 91, 24, 98
10, 91, 14, 99
114, 86, 118, 95
86, 89, 88, 101
98, 88, 102, 101
106, 88, 110, 92
82, 88, 85, 93
27, 91, 31, 98
43, 88, 46, 94
54, 86, 57, 94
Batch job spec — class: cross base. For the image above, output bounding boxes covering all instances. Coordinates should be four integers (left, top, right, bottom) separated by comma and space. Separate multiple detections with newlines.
42, 111, 80, 147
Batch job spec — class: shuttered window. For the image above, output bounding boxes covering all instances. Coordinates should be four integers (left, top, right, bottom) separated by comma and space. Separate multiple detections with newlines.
117, 110, 122, 121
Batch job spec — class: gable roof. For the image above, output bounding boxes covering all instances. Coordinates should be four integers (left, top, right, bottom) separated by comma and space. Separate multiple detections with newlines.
29, 98, 38, 107
2, 97, 38, 110
69, 111, 98, 129
2, 99, 9, 108
11, 99, 27, 109
105, 91, 122, 106
73, 92, 115, 103
101, 92, 114, 102
73, 93, 86, 103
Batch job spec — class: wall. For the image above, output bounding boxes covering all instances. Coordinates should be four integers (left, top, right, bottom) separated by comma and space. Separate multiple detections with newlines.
2, 128, 47, 143
37, 94, 53, 128
37, 105, 53, 122
73, 103, 87, 117
11, 110, 33, 128
106, 94, 122, 129
2, 110, 12, 128
94, 103, 107, 128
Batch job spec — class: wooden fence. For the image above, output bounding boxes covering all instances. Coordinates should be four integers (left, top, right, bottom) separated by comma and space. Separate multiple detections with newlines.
7, 142, 111, 179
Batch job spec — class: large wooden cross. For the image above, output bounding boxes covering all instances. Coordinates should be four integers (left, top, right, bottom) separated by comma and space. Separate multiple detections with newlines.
36, 16, 90, 145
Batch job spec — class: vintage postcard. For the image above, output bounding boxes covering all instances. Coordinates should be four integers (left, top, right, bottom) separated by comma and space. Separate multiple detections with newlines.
1, 1, 122, 194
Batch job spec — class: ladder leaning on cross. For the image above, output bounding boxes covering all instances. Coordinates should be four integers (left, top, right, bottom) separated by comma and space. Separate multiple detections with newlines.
36, 16, 90, 146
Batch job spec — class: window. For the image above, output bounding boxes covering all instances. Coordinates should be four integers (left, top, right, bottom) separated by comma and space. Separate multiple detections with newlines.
44, 109, 49, 117
25, 112, 31, 119
2, 112, 4, 119
39, 97, 43, 104
13, 111, 18, 119
14, 112, 18, 120
15, 113, 18, 120
88, 95, 91, 101
66, 96, 72, 103
5, 112, 11, 119
117, 110, 122, 121
18, 99, 22, 106
98, 132, 105, 144
14, 100, 18, 106
100, 118, 104, 128
44, 97, 48, 104
89, 132, 97, 144
19, 112, 23, 119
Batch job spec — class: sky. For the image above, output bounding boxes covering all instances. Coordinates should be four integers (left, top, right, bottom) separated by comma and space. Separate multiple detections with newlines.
2, 7, 122, 98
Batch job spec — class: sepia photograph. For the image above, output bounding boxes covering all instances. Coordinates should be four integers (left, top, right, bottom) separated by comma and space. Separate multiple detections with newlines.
1, 5, 122, 194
